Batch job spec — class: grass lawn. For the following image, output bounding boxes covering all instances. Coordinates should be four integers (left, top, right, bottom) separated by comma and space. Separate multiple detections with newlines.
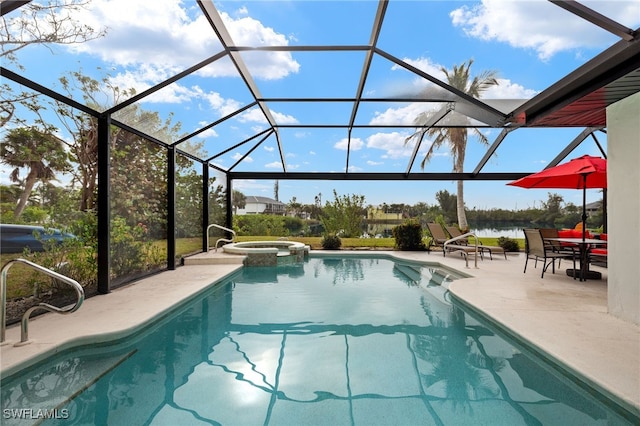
235, 235, 524, 250
235, 235, 396, 250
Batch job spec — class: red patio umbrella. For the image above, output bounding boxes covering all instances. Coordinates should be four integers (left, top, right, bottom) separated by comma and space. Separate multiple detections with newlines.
507, 155, 607, 242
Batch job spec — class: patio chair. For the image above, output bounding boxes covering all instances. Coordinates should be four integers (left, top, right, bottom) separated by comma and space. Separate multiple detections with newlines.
589, 233, 607, 267
539, 228, 578, 259
523, 228, 577, 279
426, 223, 483, 259
445, 225, 507, 260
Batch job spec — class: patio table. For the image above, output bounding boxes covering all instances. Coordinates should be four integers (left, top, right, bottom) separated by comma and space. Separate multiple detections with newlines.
544, 237, 606, 280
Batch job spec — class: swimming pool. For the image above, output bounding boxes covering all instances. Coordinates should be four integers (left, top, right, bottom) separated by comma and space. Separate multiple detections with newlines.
1, 255, 635, 425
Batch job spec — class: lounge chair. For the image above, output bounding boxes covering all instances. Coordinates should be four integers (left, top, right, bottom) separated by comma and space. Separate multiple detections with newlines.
426, 222, 449, 247
445, 225, 507, 260
523, 228, 576, 279
426, 223, 484, 259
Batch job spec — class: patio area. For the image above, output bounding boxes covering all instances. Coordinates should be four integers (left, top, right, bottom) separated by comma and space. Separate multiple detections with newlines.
1, 250, 638, 420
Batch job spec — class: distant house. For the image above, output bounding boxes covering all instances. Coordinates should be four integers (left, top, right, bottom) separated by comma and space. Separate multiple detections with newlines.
237, 196, 286, 216
367, 206, 405, 221
586, 200, 603, 214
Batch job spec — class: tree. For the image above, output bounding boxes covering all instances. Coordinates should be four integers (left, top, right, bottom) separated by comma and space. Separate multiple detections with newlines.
55, 71, 136, 212
0, 0, 107, 127
232, 190, 246, 214
111, 109, 198, 240
208, 182, 227, 227
542, 192, 564, 215
0, 126, 70, 220
405, 60, 498, 230
287, 197, 302, 217
320, 190, 366, 237
301, 202, 322, 220
435, 189, 457, 224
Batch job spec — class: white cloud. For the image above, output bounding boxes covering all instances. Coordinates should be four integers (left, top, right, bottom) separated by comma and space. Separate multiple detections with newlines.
237, 108, 298, 125
65, 0, 300, 120
235, 6, 249, 17
386, 57, 447, 98
334, 138, 364, 151
219, 14, 300, 80
375, 60, 538, 128
367, 160, 383, 166
72, 0, 206, 66
366, 132, 415, 159
238, 108, 268, 124
108, 67, 246, 121
200, 90, 243, 116
394, 57, 444, 79
390, 56, 537, 101
232, 153, 253, 162
369, 103, 438, 126
198, 128, 218, 138
484, 78, 538, 99
449, 0, 637, 60
264, 146, 274, 152
73, 1, 299, 79
233, 179, 271, 193
265, 161, 283, 169
271, 111, 299, 124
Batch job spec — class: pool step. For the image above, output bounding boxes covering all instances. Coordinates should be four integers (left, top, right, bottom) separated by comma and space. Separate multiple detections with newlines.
394, 263, 423, 283
394, 263, 458, 289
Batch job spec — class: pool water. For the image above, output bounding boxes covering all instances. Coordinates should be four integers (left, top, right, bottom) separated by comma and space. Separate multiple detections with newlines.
1, 256, 634, 425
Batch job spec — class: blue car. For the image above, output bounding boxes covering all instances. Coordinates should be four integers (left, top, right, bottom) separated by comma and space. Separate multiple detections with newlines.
0, 224, 76, 254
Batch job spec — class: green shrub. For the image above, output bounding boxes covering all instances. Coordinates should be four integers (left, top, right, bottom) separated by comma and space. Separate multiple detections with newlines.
321, 235, 342, 250
110, 216, 159, 277
282, 215, 305, 235
392, 220, 427, 251
497, 236, 520, 252
26, 225, 97, 297
234, 214, 287, 236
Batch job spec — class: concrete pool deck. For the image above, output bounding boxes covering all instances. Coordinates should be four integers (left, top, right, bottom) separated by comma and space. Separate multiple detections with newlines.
1, 250, 638, 418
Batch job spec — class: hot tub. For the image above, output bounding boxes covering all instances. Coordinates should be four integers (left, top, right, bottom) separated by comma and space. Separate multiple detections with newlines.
221, 241, 310, 266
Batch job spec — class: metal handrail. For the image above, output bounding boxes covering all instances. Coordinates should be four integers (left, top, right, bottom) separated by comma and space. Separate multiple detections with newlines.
443, 232, 480, 269
1, 258, 84, 346
206, 224, 236, 252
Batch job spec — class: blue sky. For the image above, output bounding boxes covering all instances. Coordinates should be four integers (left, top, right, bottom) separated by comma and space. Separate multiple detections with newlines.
3, 0, 638, 210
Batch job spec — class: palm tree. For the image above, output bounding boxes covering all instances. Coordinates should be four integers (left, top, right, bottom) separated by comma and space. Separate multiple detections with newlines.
406, 59, 498, 230
0, 126, 69, 219
232, 190, 246, 214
